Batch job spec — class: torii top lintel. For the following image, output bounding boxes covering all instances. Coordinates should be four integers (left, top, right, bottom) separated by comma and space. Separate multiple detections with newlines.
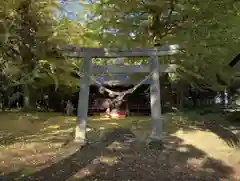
62, 44, 183, 58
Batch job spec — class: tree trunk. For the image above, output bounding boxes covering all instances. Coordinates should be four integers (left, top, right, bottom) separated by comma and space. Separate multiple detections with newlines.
1, 98, 4, 112
23, 84, 31, 110
1, 92, 5, 112
176, 81, 184, 110
22, 84, 36, 111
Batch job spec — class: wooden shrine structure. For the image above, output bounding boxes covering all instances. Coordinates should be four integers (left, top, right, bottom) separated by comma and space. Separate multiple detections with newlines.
62, 44, 183, 143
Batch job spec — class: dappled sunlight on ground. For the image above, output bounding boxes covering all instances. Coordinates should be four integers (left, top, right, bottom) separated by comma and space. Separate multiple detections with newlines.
91, 117, 112, 121
0, 111, 240, 180
174, 130, 235, 167
66, 156, 120, 181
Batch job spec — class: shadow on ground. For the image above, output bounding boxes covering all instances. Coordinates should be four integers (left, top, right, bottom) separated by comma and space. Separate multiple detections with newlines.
168, 111, 240, 148
0, 128, 236, 181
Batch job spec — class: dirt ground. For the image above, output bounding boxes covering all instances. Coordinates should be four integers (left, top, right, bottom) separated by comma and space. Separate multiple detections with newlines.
0, 111, 240, 181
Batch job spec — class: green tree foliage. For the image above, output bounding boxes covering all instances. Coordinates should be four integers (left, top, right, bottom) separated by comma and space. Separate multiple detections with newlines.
85, 0, 185, 48
0, 0, 84, 109
174, 0, 240, 91
83, 0, 240, 91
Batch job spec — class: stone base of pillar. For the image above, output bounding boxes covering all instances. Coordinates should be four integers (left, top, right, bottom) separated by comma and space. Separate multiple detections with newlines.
146, 135, 164, 150
74, 137, 87, 144
74, 125, 87, 145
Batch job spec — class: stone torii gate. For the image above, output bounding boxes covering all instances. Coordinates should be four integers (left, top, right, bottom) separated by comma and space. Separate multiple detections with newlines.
63, 44, 182, 144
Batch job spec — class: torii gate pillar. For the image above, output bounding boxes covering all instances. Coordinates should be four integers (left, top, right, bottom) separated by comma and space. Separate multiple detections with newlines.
149, 55, 163, 141
75, 55, 92, 143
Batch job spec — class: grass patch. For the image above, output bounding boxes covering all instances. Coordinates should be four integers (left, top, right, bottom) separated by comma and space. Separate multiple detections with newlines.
0, 111, 240, 181
0, 112, 152, 146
